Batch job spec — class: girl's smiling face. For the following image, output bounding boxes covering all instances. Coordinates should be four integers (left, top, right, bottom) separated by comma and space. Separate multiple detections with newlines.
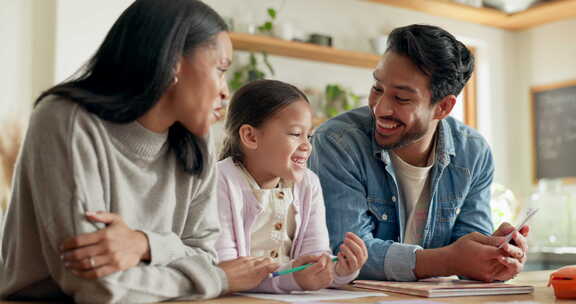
243, 99, 313, 188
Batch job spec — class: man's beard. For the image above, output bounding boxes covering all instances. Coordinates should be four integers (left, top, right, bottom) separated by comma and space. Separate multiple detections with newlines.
375, 120, 429, 151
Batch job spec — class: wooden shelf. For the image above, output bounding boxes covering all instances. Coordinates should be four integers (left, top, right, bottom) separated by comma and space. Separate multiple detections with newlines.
229, 32, 478, 128
229, 32, 380, 69
366, 0, 576, 31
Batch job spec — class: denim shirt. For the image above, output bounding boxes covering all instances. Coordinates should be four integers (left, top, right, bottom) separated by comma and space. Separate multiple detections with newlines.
309, 106, 494, 281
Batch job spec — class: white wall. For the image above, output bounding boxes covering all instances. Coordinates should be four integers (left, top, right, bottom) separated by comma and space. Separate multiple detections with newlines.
0, 0, 56, 121
54, 0, 130, 82
0, 0, 32, 120
520, 19, 576, 85
7, 0, 574, 203
511, 19, 576, 200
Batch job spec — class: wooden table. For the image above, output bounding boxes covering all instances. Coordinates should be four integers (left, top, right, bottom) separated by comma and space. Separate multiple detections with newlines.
0, 271, 570, 303
187, 271, 567, 304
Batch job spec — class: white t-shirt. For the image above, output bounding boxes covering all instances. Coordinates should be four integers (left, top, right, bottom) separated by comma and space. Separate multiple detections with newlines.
390, 143, 436, 245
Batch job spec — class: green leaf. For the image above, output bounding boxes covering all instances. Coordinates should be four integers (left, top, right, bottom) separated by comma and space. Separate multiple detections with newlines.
268, 8, 277, 19
261, 52, 275, 75
247, 69, 265, 82
349, 93, 361, 107
229, 71, 244, 91
258, 22, 273, 33
249, 53, 257, 66
335, 86, 345, 97
256, 70, 265, 80
343, 96, 350, 110
327, 107, 339, 118
325, 84, 337, 101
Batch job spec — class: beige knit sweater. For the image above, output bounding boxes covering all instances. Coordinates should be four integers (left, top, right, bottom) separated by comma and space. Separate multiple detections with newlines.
0, 97, 227, 303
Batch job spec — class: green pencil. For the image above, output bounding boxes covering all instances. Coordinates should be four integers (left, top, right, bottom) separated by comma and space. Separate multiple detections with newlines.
271, 257, 338, 277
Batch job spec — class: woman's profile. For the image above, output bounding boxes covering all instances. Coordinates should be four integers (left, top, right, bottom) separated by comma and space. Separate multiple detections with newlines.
0, 0, 277, 302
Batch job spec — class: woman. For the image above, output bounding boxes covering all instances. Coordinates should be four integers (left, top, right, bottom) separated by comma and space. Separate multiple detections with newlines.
0, 0, 277, 303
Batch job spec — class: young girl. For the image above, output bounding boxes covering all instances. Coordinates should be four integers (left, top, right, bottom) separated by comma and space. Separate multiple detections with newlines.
216, 79, 368, 293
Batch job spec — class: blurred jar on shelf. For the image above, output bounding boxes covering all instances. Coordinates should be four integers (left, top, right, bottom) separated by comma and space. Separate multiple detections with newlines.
525, 179, 571, 249
565, 188, 576, 247
490, 183, 519, 230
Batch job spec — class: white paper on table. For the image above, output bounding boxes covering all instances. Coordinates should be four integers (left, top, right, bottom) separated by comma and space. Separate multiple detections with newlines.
236, 289, 387, 302
485, 302, 541, 304
376, 300, 448, 304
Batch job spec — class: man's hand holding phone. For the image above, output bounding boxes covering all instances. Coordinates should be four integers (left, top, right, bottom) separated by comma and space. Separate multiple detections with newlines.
498, 208, 538, 249
490, 208, 538, 281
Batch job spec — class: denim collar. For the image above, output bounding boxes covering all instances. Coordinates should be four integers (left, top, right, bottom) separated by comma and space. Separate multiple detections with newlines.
371, 116, 456, 168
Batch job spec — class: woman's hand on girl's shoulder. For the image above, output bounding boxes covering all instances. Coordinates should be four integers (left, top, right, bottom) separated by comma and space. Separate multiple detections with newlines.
335, 232, 368, 277
293, 254, 334, 291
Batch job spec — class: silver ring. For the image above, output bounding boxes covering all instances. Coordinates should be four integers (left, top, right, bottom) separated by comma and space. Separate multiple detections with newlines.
89, 257, 96, 268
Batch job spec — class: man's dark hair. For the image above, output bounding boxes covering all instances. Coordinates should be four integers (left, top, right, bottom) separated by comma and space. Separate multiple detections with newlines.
386, 24, 474, 103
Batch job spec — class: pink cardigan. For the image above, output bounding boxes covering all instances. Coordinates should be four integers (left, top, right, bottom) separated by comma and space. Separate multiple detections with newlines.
215, 157, 358, 293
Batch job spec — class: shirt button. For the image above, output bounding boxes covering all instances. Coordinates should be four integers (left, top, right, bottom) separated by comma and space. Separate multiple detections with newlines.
391, 196, 397, 202
381, 213, 388, 221
274, 222, 283, 231
456, 208, 461, 215
276, 191, 285, 199
270, 250, 279, 258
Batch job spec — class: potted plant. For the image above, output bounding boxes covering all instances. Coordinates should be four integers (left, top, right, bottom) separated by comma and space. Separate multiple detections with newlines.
229, 52, 275, 92
228, 7, 278, 92
324, 84, 362, 118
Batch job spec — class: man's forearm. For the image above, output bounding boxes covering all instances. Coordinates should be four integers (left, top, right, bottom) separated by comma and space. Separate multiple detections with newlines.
413, 246, 453, 279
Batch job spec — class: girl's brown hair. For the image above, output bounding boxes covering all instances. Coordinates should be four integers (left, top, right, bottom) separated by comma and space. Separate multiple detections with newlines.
219, 79, 309, 162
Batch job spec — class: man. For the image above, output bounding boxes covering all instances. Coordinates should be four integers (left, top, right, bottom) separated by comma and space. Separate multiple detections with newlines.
309, 24, 528, 282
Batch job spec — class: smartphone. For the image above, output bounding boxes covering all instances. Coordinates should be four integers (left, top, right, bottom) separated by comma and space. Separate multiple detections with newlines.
497, 208, 538, 249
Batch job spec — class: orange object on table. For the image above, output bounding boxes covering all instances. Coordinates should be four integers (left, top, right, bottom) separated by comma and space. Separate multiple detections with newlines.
548, 265, 576, 299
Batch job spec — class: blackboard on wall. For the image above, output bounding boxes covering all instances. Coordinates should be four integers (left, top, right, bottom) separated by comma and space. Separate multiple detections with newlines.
532, 80, 576, 182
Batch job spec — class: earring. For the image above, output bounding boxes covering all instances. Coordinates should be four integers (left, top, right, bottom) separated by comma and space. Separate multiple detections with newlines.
172, 75, 179, 85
